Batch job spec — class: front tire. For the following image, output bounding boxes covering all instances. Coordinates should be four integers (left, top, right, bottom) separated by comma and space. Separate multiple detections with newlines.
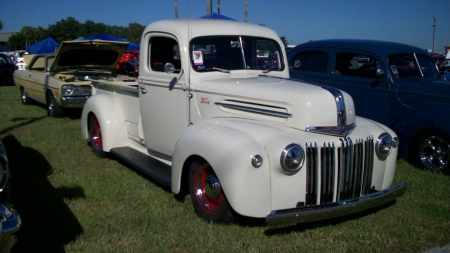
47, 92, 64, 117
189, 161, 234, 223
409, 131, 450, 173
89, 115, 107, 158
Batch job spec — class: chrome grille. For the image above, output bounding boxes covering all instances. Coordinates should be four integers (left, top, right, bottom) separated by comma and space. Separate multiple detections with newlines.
305, 137, 374, 206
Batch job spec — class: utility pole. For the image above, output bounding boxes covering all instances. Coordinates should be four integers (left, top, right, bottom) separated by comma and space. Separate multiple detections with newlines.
174, 0, 178, 19
217, 0, 221, 14
432, 16, 437, 52
245, 0, 248, 22
206, 0, 212, 14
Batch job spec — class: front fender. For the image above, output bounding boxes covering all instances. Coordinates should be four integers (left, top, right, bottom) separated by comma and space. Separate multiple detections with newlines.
392, 107, 450, 158
80, 94, 128, 152
171, 124, 271, 218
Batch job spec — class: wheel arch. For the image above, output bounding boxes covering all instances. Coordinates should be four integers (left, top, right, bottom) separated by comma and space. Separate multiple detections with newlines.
392, 108, 450, 158
80, 94, 129, 152
171, 124, 271, 218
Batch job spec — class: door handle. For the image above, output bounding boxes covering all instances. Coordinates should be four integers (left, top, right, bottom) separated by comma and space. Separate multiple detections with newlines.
140, 85, 147, 94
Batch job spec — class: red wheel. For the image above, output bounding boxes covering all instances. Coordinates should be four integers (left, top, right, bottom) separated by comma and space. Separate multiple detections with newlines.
189, 161, 233, 223
89, 115, 106, 158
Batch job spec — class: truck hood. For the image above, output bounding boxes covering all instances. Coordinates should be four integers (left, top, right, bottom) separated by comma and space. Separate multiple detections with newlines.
50, 40, 129, 72
194, 76, 356, 136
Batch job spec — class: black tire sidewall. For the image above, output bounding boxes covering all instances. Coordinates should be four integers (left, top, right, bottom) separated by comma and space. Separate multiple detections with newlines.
89, 115, 106, 158
410, 131, 450, 173
47, 93, 64, 117
188, 161, 233, 223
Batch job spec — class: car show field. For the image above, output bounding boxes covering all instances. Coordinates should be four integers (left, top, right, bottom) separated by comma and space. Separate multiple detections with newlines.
1, 83, 449, 252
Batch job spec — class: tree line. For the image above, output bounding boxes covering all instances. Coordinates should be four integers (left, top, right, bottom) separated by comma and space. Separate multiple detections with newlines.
4, 17, 289, 51
5, 17, 145, 51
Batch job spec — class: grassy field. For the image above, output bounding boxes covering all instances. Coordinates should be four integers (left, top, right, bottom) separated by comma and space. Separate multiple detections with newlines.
1, 85, 449, 253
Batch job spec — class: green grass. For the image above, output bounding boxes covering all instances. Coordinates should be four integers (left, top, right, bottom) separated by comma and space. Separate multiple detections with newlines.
1, 85, 449, 253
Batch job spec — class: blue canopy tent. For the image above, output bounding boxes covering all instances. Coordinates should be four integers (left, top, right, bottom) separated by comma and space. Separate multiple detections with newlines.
81, 33, 140, 51
199, 12, 236, 21
27, 37, 59, 54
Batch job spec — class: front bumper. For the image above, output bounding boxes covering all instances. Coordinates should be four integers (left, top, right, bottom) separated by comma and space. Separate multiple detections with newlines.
1, 201, 21, 235
60, 96, 90, 108
266, 182, 407, 226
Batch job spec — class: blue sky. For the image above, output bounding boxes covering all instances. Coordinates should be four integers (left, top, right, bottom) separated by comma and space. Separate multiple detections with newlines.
1, 0, 449, 52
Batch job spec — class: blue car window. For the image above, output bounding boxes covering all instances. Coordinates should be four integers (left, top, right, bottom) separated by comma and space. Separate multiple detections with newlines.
291, 51, 328, 73
334, 53, 380, 78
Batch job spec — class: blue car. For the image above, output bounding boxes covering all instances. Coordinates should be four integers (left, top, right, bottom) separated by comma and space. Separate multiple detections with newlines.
0, 53, 16, 85
0, 141, 21, 252
287, 39, 450, 173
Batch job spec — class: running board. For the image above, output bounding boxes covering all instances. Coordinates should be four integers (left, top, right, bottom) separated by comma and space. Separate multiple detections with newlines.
110, 147, 171, 187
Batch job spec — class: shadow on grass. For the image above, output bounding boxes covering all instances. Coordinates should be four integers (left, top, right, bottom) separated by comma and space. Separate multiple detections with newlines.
2, 135, 85, 253
0, 116, 47, 136
29, 102, 83, 120
263, 201, 397, 236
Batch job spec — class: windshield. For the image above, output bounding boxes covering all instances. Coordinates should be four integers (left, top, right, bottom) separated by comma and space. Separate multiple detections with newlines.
388, 53, 440, 79
190, 36, 284, 72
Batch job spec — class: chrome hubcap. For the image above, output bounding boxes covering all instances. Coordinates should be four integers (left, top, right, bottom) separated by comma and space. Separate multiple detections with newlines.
194, 163, 223, 213
420, 135, 450, 171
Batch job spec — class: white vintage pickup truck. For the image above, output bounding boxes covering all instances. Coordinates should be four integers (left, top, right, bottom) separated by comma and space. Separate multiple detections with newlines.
81, 19, 406, 226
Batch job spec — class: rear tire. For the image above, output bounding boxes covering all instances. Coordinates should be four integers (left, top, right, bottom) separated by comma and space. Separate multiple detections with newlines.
409, 131, 450, 173
21, 88, 30, 105
47, 92, 64, 117
89, 115, 106, 158
189, 161, 234, 223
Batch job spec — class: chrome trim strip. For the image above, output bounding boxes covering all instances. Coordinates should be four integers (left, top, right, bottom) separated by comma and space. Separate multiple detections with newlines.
306, 123, 356, 137
320, 86, 346, 127
215, 102, 292, 118
266, 182, 407, 226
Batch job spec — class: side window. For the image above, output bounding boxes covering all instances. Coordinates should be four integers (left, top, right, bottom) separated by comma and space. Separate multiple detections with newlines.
0, 55, 6, 65
29, 56, 46, 71
149, 37, 180, 72
291, 51, 328, 73
334, 53, 380, 78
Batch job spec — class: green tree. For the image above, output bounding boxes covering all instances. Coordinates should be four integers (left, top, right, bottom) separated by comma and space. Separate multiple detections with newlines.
47, 17, 81, 41
280, 36, 288, 47
6, 16, 145, 50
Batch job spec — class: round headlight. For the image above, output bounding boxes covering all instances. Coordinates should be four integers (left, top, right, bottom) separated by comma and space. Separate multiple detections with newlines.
375, 132, 393, 160
280, 144, 304, 175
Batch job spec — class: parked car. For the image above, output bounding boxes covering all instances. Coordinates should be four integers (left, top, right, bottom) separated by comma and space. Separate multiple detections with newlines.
0, 53, 16, 85
0, 141, 21, 253
14, 40, 129, 117
288, 39, 450, 173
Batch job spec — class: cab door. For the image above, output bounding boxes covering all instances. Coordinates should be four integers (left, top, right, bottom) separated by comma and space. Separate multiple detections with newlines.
138, 33, 188, 157
27, 55, 51, 103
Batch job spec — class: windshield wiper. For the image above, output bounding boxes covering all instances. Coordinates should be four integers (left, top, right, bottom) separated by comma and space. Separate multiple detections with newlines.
207, 67, 230, 73
262, 67, 281, 74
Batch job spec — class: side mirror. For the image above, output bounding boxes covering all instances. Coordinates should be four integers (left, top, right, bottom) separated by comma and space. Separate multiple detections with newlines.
294, 59, 301, 68
164, 63, 176, 73
376, 68, 385, 78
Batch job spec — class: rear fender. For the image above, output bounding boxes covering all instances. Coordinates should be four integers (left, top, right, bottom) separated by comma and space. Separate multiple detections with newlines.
81, 94, 128, 152
392, 107, 450, 158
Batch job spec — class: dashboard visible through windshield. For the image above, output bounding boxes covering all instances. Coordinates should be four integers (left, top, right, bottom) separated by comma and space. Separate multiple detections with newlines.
190, 36, 284, 73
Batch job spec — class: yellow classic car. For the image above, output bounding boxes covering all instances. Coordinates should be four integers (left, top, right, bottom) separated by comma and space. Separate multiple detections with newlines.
14, 40, 129, 117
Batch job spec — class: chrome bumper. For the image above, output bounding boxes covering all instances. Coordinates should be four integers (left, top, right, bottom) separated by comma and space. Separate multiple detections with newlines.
60, 96, 89, 108
266, 182, 407, 226
1, 202, 21, 236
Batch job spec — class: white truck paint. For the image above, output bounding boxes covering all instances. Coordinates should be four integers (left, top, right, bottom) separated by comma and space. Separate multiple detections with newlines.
81, 19, 406, 226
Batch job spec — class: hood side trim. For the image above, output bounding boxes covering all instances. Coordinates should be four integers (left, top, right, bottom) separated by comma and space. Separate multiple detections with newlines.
215, 102, 292, 118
